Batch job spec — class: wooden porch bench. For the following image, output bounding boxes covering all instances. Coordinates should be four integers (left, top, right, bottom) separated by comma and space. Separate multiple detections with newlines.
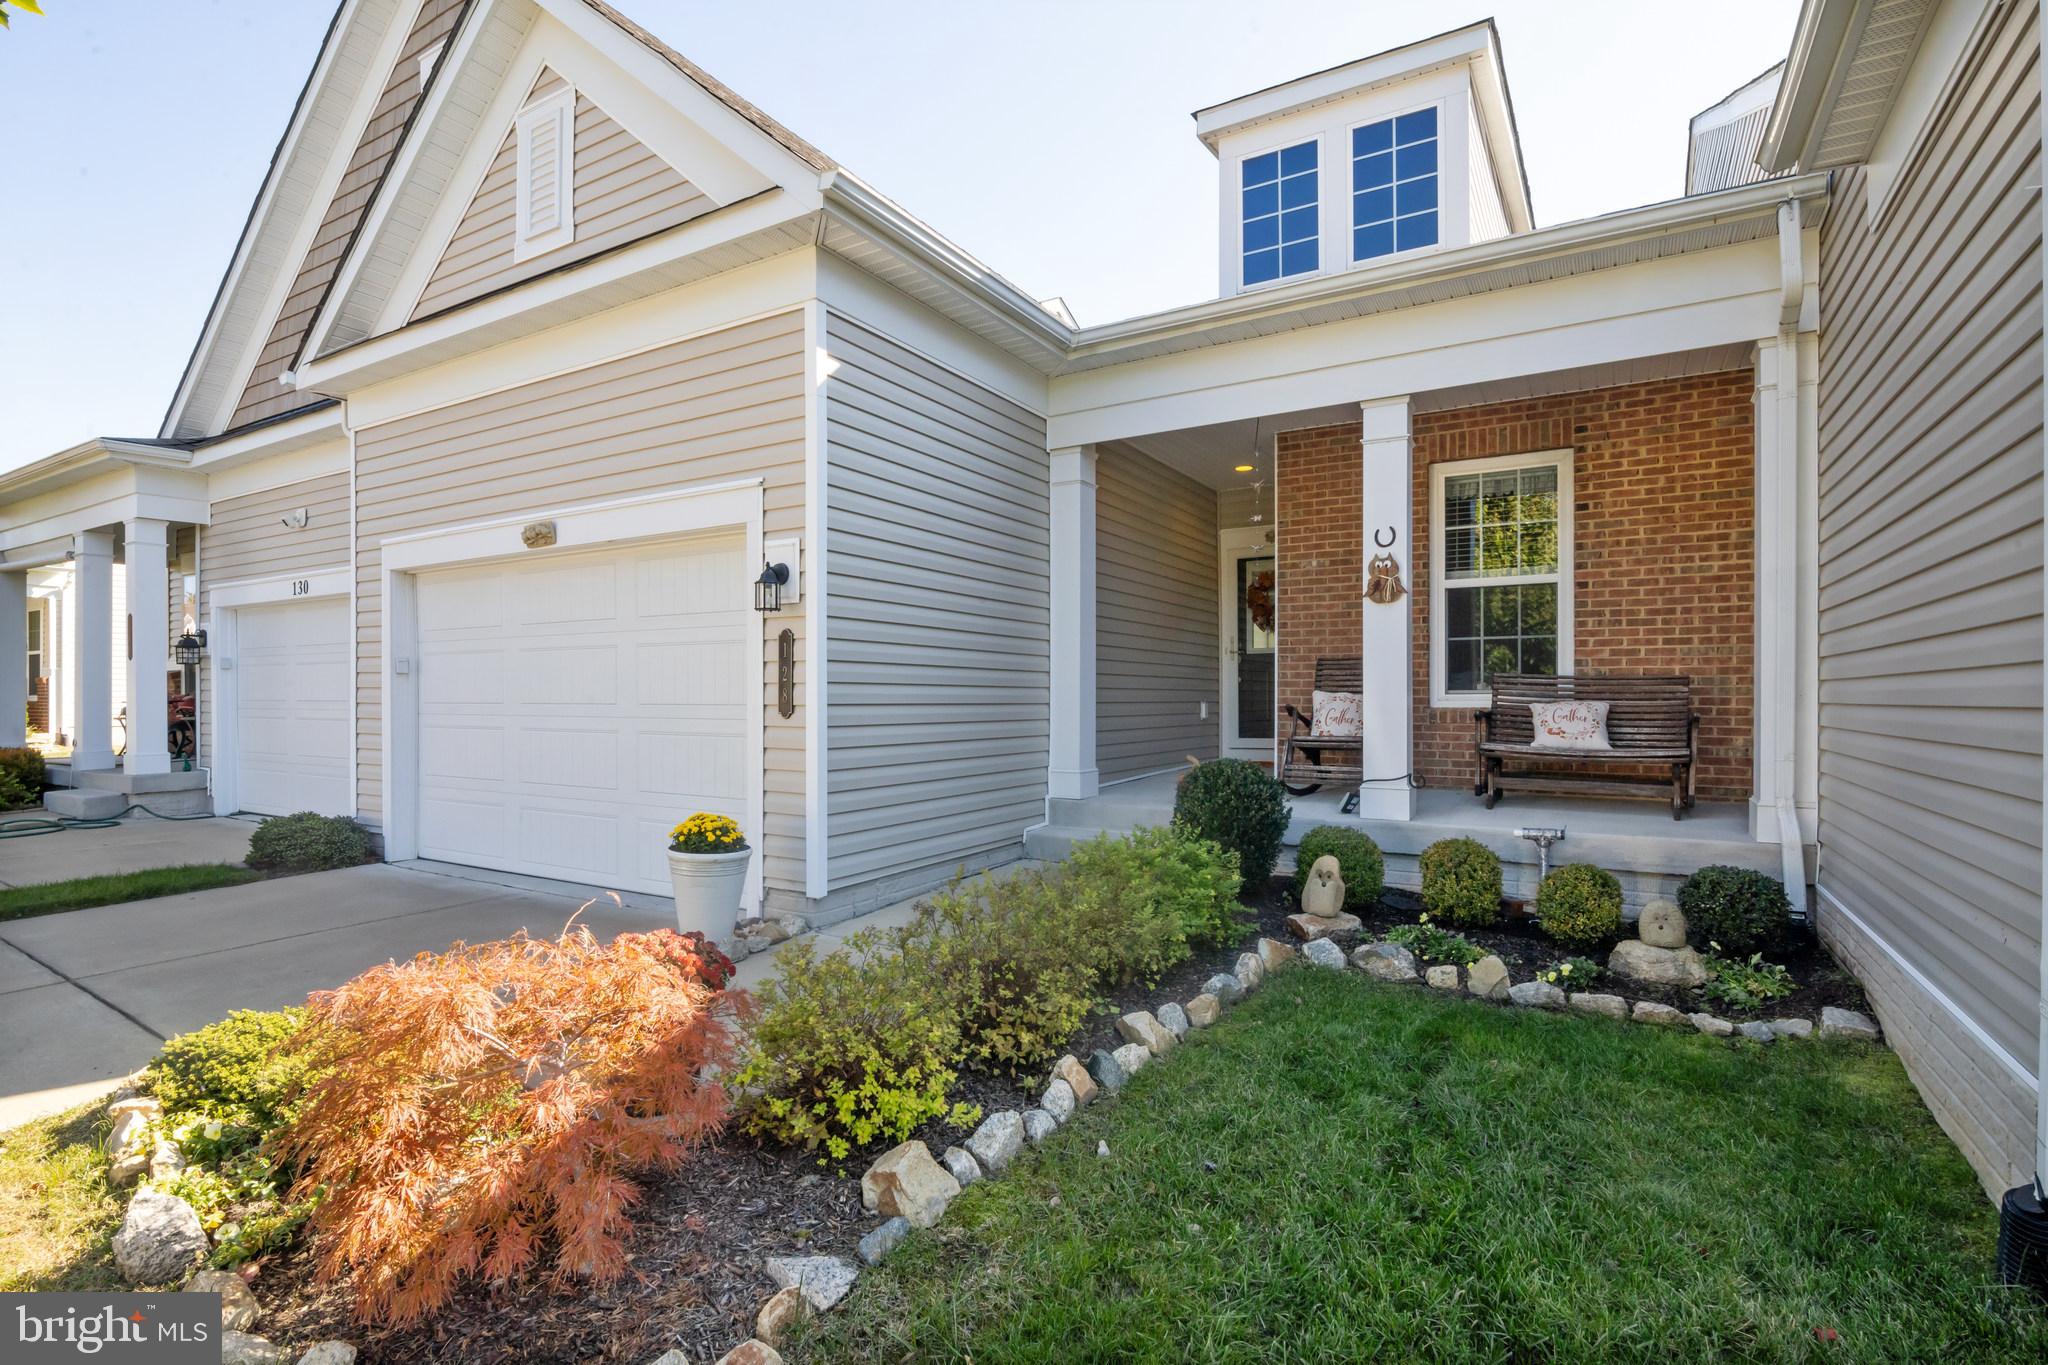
1280, 656, 1363, 796
1475, 674, 1699, 819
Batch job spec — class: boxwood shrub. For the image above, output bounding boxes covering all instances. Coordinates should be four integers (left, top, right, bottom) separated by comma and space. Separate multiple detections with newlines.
146, 1007, 313, 1137
1172, 759, 1290, 892
1536, 863, 1624, 950
1678, 864, 1791, 956
1419, 837, 1503, 927
246, 812, 374, 873
1292, 825, 1384, 911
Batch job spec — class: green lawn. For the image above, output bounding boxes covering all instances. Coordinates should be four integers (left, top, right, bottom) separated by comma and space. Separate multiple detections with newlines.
810, 969, 2048, 1364
0, 863, 261, 922
0, 1102, 121, 1292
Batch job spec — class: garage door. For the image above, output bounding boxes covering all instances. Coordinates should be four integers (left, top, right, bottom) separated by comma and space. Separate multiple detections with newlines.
413, 534, 751, 896
234, 597, 352, 817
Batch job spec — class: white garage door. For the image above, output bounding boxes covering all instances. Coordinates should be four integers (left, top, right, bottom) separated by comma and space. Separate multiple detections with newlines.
234, 597, 353, 817
413, 534, 751, 896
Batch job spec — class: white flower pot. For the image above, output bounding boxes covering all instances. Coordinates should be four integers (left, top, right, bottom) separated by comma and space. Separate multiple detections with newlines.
667, 845, 752, 943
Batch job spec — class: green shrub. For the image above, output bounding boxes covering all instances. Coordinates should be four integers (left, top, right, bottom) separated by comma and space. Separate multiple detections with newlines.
1419, 837, 1503, 927
1066, 827, 1243, 981
0, 746, 47, 792
1384, 919, 1484, 966
897, 871, 1097, 1075
1536, 864, 1623, 950
245, 812, 374, 873
1172, 759, 1290, 892
0, 768, 34, 812
1538, 956, 1605, 991
1702, 951, 1796, 1011
144, 1008, 313, 1138
737, 933, 980, 1159
1678, 864, 1791, 957
1292, 826, 1384, 910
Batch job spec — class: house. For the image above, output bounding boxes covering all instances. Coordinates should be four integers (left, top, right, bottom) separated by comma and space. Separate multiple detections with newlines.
0, 0, 2037, 1213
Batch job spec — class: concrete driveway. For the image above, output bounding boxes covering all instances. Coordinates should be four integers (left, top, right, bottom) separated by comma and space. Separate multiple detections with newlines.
0, 815, 259, 887
0, 863, 670, 1130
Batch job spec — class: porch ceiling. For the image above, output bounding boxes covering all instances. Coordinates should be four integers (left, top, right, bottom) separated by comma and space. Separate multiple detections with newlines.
1112, 342, 1758, 493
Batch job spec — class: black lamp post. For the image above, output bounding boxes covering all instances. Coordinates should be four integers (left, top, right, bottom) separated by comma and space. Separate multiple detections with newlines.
754, 560, 790, 614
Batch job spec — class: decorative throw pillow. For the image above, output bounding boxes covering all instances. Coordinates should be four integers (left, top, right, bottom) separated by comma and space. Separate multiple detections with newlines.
1311, 690, 1363, 737
1529, 700, 1612, 750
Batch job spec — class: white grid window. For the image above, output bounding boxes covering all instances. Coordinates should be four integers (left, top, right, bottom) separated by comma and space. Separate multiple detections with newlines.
1431, 451, 1574, 706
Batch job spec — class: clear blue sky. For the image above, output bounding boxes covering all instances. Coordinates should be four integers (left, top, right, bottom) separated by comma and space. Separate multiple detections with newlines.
0, 0, 1799, 472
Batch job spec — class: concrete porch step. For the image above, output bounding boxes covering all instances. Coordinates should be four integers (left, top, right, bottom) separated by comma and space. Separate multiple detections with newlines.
67, 767, 209, 794
42, 785, 214, 820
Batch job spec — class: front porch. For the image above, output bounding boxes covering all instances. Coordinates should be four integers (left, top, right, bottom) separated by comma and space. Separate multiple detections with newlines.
1025, 769, 1778, 911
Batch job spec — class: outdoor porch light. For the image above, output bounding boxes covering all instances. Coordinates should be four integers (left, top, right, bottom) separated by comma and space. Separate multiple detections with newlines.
754, 559, 791, 614
173, 629, 208, 666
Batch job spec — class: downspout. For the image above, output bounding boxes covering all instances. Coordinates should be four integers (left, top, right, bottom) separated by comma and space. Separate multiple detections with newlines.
1772, 198, 1811, 921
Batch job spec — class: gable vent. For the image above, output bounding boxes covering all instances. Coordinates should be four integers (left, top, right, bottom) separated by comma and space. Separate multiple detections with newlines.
514, 86, 576, 261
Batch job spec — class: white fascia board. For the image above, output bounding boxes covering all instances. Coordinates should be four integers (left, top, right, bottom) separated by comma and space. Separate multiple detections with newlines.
332, 247, 815, 430
1065, 173, 1830, 360
186, 403, 347, 471
1047, 239, 1788, 449
1, 465, 211, 557
296, 191, 814, 402
819, 172, 1074, 363
1759, 0, 1870, 172
0, 439, 196, 505
205, 438, 352, 504
1194, 21, 1493, 148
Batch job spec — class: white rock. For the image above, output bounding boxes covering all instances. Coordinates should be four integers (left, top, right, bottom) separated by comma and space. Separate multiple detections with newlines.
1466, 955, 1511, 1001
765, 1254, 859, 1312
755, 1285, 809, 1346
1302, 938, 1346, 970
860, 1140, 959, 1228
1115, 1011, 1175, 1055
1690, 1012, 1735, 1037
1111, 1042, 1151, 1078
1022, 1108, 1057, 1144
1185, 994, 1220, 1027
113, 1189, 208, 1285
1767, 1017, 1814, 1040
1097, 1140, 1111, 1158
1425, 964, 1461, 991
1203, 973, 1245, 1004
185, 1268, 260, 1331
1234, 953, 1266, 990
965, 1110, 1024, 1174
220, 1331, 290, 1364
1568, 993, 1628, 1020
109, 1109, 150, 1157
1156, 1002, 1190, 1039
1508, 980, 1566, 1009
1632, 1000, 1686, 1027
1607, 940, 1708, 988
1352, 942, 1420, 983
1738, 1021, 1776, 1043
106, 1096, 162, 1123
939, 1145, 981, 1187
858, 1216, 910, 1265
1820, 1006, 1880, 1042
297, 1345, 357, 1365
1040, 1077, 1076, 1124
1256, 937, 1297, 972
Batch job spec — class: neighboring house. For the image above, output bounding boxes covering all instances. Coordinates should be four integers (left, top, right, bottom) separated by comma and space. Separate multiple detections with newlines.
0, 0, 2037, 1212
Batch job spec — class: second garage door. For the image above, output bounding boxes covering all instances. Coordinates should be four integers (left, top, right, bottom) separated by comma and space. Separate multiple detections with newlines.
234, 596, 353, 818
412, 534, 752, 896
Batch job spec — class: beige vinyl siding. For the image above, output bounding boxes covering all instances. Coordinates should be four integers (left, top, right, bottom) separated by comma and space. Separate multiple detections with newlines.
412, 70, 715, 319
1096, 442, 1218, 781
823, 312, 1050, 910
229, 0, 466, 430
352, 310, 808, 903
195, 472, 353, 771
1813, 0, 2041, 1196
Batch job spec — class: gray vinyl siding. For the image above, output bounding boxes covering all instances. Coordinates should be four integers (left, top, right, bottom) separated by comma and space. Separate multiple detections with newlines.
196, 472, 353, 772
823, 312, 1050, 908
412, 71, 716, 319
1812, 0, 2041, 1195
351, 310, 809, 903
1096, 442, 1218, 781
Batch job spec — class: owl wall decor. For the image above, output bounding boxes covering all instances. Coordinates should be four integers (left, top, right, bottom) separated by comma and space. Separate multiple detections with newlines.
1365, 552, 1407, 604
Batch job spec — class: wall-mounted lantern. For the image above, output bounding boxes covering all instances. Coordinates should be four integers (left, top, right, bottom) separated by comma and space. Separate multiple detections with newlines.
173, 629, 208, 666
754, 559, 791, 614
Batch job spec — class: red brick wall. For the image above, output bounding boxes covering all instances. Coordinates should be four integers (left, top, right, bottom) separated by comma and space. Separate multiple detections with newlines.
1275, 370, 1755, 800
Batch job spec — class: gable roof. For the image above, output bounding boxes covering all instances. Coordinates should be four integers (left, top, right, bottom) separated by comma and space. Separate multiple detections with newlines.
1759, 0, 1940, 172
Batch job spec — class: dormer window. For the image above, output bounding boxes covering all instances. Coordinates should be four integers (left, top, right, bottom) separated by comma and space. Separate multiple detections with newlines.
1352, 106, 1439, 261
1241, 139, 1319, 287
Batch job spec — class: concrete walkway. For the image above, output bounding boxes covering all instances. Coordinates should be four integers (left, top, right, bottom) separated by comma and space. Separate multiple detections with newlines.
0, 862, 670, 1130
0, 814, 258, 888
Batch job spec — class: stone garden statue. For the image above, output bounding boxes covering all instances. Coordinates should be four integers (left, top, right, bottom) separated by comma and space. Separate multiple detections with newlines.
1301, 855, 1346, 918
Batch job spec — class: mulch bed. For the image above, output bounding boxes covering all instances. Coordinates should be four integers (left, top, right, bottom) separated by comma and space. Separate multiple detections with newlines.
245, 874, 1859, 1363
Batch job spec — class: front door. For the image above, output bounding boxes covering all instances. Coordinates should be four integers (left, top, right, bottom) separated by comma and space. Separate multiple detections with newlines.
1219, 527, 1277, 760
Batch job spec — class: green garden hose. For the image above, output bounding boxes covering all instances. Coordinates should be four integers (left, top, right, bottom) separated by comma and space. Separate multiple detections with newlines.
0, 804, 226, 839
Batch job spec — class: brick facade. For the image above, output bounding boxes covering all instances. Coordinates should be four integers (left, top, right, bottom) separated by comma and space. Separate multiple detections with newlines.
1275, 370, 1755, 801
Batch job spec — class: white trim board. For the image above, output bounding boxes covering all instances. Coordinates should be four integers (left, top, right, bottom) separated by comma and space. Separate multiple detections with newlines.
801, 299, 829, 901
1218, 524, 1278, 762
377, 476, 768, 912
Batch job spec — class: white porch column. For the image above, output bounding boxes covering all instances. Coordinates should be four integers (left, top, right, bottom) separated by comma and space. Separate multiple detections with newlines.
123, 518, 172, 776
0, 572, 25, 748
1752, 333, 1819, 846
1358, 397, 1415, 821
71, 530, 115, 771
1049, 444, 1100, 801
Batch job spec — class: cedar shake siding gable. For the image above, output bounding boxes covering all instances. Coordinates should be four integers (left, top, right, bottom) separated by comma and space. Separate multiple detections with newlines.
1809, 0, 2042, 1197
1276, 371, 1757, 801
227, 0, 469, 431
411, 68, 718, 320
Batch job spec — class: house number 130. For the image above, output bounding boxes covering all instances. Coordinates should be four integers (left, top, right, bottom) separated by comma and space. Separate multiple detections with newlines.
291, 579, 311, 597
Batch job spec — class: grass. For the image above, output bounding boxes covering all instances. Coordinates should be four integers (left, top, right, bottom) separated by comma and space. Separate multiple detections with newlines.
811, 968, 2048, 1364
0, 863, 261, 922
0, 1102, 122, 1292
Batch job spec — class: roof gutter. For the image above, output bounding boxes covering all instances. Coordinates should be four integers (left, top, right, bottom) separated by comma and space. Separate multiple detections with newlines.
0, 437, 197, 502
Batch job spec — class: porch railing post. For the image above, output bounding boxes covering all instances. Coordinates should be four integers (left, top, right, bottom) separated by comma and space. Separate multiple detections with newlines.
1049, 444, 1100, 801
1358, 397, 1415, 821
70, 530, 116, 772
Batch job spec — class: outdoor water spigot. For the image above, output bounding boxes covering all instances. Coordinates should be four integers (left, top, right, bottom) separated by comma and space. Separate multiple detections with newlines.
1515, 826, 1566, 883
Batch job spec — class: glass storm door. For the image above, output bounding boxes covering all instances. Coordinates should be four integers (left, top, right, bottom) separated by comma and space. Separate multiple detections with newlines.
1220, 530, 1276, 759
